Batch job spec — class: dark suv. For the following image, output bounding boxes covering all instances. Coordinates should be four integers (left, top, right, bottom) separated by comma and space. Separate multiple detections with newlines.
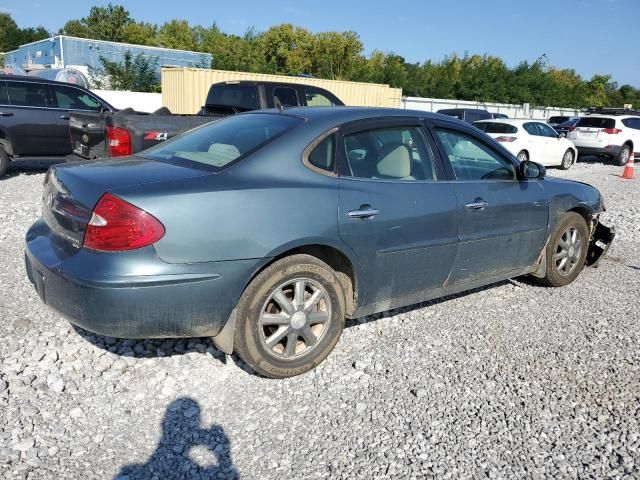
0, 75, 114, 177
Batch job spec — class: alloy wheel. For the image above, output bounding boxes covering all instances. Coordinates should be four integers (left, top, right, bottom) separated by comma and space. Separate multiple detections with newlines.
258, 277, 332, 360
553, 227, 582, 276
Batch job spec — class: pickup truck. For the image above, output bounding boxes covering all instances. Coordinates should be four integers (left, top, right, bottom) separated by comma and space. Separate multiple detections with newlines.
70, 80, 344, 160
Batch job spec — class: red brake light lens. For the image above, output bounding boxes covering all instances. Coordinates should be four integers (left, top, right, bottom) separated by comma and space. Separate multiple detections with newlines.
106, 126, 133, 157
603, 128, 622, 134
495, 136, 517, 142
83, 193, 165, 251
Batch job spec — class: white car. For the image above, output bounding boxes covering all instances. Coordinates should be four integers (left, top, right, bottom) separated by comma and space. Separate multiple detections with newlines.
474, 119, 578, 169
566, 112, 640, 166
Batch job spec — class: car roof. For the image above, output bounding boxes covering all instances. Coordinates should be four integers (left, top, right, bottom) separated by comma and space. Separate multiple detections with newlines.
473, 118, 546, 126
0, 74, 89, 89
249, 106, 452, 124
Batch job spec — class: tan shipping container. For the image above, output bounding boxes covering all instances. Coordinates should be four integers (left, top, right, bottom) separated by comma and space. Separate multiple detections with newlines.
161, 67, 403, 114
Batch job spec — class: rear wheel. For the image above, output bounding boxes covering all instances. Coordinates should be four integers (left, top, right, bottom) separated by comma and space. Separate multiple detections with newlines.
517, 150, 529, 162
559, 149, 575, 170
615, 144, 631, 166
536, 212, 589, 287
0, 146, 9, 178
234, 254, 346, 378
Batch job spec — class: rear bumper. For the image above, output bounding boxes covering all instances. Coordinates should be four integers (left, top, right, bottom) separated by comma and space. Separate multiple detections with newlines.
25, 219, 259, 339
573, 145, 621, 157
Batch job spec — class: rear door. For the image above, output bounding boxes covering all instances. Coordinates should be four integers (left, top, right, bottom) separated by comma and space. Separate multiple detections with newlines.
570, 117, 615, 148
430, 121, 548, 284
336, 117, 459, 308
50, 84, 105, 156
4, 80, 60, 156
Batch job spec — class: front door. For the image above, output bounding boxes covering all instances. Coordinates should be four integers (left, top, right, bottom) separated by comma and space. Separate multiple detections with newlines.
336, 119, 459, 308
430, 123, 549, 285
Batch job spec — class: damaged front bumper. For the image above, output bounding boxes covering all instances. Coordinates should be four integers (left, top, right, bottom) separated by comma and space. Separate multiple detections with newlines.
586, 220, 615, 267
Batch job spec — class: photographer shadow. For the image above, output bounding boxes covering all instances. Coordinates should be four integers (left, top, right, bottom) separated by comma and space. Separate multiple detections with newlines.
115, 397, 239, 480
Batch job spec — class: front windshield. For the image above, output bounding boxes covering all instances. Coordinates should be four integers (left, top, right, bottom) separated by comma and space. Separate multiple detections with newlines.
140, 113, 303, 169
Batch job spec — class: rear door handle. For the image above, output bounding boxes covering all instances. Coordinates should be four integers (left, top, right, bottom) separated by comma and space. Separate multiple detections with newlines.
348, 206, 379, 219
0, 112, 14, 117
59, 115, 70, 120
465, 200, 488, 210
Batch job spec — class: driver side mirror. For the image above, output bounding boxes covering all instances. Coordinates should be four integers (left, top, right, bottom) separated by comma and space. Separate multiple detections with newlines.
519, 160, 545, 179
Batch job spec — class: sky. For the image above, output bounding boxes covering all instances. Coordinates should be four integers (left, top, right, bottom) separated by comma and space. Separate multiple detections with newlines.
1, 0, 639, 87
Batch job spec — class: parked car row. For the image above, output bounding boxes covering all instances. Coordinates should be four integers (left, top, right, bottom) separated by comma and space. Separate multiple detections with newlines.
0, 75, 344, 177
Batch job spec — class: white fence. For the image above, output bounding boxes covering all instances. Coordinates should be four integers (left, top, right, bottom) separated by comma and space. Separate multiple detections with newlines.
401, 96, 581, 120
91, 89, 163, 113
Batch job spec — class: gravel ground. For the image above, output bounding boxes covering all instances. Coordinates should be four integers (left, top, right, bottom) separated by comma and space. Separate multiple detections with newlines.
0, 158, 639, 479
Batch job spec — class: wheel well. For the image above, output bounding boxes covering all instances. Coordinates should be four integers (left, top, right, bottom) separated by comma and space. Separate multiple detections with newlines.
518, 149, 529, 159
568, 206, 594, 230
252, 245, 358, 317
623, 140, 633, 151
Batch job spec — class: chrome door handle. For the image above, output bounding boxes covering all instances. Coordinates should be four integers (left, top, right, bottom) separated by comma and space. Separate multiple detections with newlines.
0, 112, 14, 117
348, 207, 379, 219
465, 200, 488, 210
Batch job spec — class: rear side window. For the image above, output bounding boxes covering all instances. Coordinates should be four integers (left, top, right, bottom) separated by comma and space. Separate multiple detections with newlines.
305, 88, 335, 106
475, 122, 518, 134
0, 81, 8, 105
141, 114, 302, 169
576, 117, 616, 129
343, 126, 437, 181
205, 85, 258, 111
306, 134, 335, 173
6, 81, 52, 107
622, 118, 640, 130
52, 85, 102, 111
273, 87, 299, 107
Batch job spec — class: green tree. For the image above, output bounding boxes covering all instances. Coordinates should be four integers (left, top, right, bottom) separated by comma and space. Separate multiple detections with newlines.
312, 31, 363, 80
122, 22, 158, 46
0, 13, 48, 51
60, 3, 132, 42
90, 50, 160, 92
156, 20, 198, 51
261, 24, 314, 74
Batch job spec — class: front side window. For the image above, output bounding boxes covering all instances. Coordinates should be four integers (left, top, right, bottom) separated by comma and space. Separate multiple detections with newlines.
537, 123, 559, 138
305, 88, 335, 106
523, 122, 540, 136
6, 82, 51, 107
52, 85, 101, 111
141, 113, 302, 169
343, 126, 437, 181
434, 128, 516, 181
273, 87, 299, 107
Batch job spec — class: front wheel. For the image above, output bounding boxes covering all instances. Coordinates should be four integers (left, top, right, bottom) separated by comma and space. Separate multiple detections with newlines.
234, 254, 346, 378
517, 150, 529, 162
559, 149, 575, 170
536, 212, 589, 287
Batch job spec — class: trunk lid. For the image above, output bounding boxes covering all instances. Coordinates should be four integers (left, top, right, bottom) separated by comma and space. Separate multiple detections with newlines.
42, 157, 212, 248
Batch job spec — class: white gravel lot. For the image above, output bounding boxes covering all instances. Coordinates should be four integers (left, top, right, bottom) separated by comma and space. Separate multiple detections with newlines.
0, 158, 639, 479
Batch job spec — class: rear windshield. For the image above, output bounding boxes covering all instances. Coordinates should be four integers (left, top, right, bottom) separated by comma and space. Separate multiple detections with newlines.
548, 116, 568, 124
576, 117, 615, 129
474, 122, 518, 134
205, 85, 259, 111
140, 114, 302, 169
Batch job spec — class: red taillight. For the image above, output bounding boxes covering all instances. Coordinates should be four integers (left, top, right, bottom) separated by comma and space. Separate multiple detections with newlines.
567, 127, 576, 132
106, 126, 132, 157
83, 194, 165, 251
603, 128, 622, 134
495, 136, 517, 142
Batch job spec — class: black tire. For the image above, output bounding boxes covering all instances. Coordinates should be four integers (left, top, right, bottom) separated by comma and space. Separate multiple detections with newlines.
559, 149, 575, 170
615, 144, 631, 166
234, 254, 346, 378
517, 150, 529, 162
536, 212, 589, 287
0, 145, 9, 178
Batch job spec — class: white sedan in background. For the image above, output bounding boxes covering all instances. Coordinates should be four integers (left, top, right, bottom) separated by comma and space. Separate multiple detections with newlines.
474, 119, 578, 169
